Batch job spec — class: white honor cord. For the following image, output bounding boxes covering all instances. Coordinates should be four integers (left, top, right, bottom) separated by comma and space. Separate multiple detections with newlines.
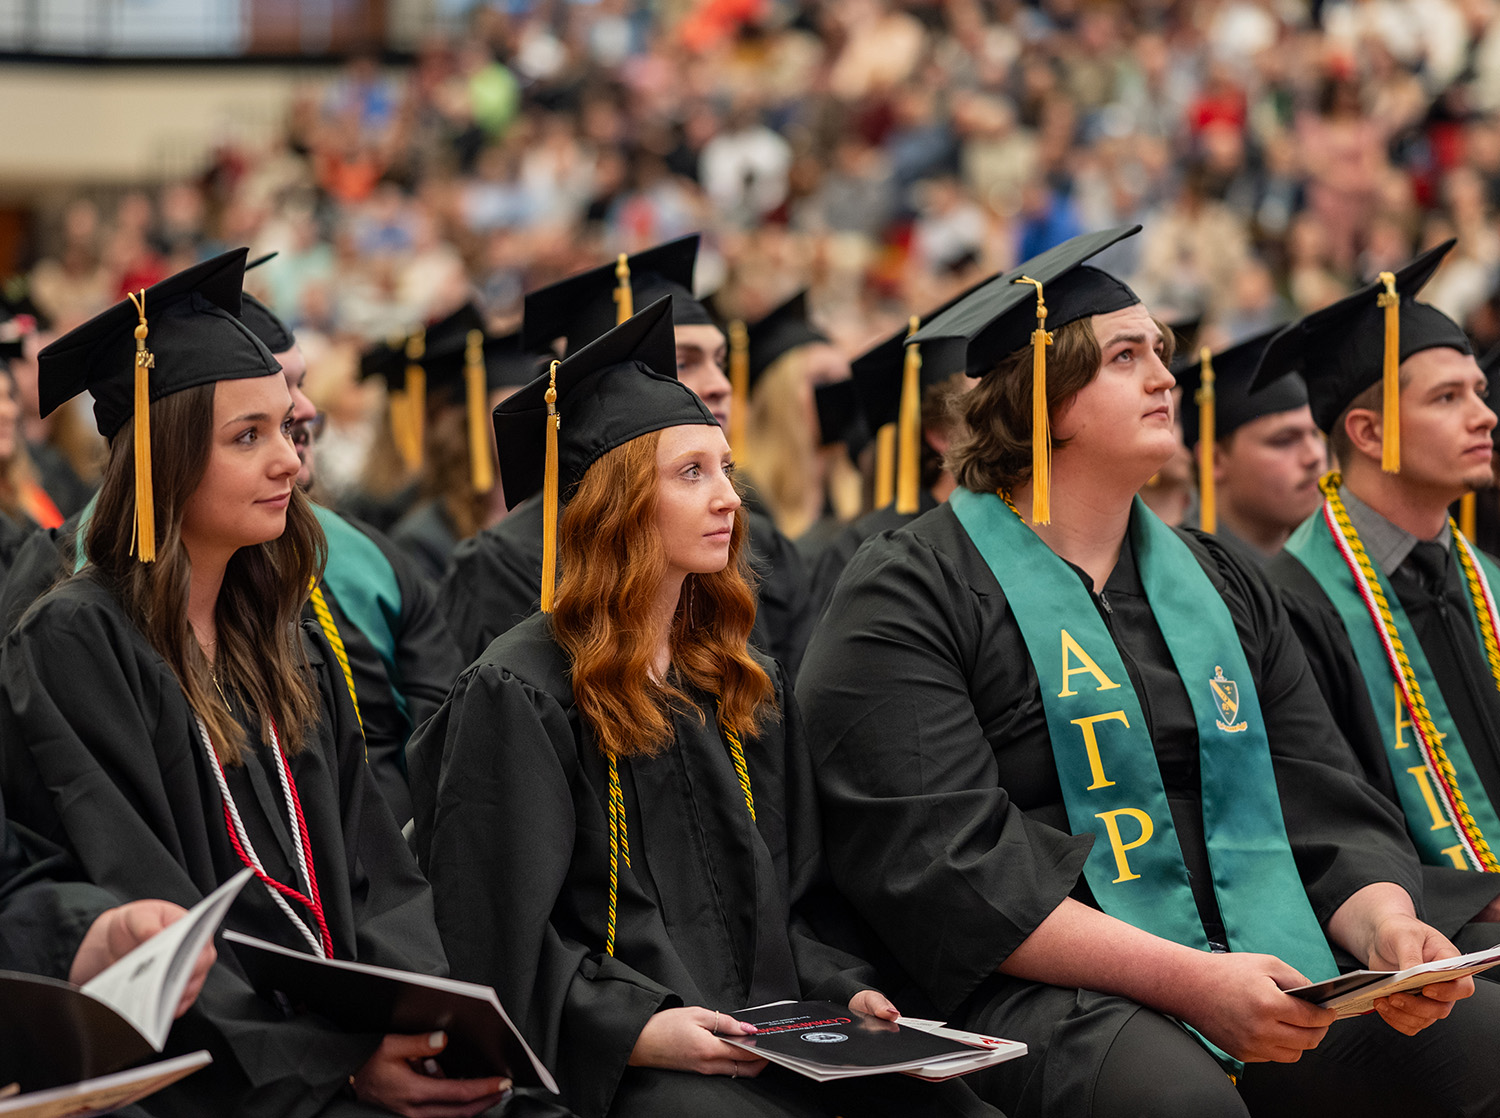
195, 713, 327, 958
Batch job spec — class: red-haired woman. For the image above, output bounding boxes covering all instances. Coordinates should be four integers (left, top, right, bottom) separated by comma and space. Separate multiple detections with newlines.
408, 304, 999, 1118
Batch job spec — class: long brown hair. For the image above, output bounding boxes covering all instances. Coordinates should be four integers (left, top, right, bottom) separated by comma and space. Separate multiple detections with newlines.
84, 380, 326, 764
551, 429, 776, 759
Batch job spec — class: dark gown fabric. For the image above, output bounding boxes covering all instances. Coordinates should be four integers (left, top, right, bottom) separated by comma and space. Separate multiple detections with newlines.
0, 514, 75, 632
0, 510, 36, 590
29, 442, 94, 519
806, 491, 939, 619
1269, 542, 1500, 949
390, 498, 460, 585
793, 503, 1492, 1118
440, 500, 814, 675
408, 614, 998, 1118
0, 574, 446, 1118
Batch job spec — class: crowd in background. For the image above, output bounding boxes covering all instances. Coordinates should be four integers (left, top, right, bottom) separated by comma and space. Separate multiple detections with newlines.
16, 0, 1500, 517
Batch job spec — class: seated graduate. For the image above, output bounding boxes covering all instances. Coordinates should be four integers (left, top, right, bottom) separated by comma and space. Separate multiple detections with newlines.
0, 251, 521, 1118
1262, 241, 1500, 958
1172, 328, 1326, 565
439, 235, 813, 675
794, 226, 1500, 1118
407, 299, 1001, 1118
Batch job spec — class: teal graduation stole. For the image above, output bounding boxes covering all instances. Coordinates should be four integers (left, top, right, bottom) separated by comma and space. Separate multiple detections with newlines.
1285, 486, 1500, 872
311, 504, 409, 728
951, 489, 1338, 992
72, 493, 98, 572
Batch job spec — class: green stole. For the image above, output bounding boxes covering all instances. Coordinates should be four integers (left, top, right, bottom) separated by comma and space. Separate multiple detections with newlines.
1286, 506, 1500, 871
310, 504, 408, 728
950, 490, 1337, 1028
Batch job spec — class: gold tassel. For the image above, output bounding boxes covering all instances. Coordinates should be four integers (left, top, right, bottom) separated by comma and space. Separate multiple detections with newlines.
1012, 276, 1054, 524
125, 290, 155, 563
614, 253, 633, 325
896, 315, 923, 514
1196, 346, 1216, 534
465, 329, 495, 494
727, 319, 749, 458
1461, 492, 1477, 539
874, 423, 896, 508
403, 329, 426, 471
540, 360, 561, 614
1377, 271, 1400, 473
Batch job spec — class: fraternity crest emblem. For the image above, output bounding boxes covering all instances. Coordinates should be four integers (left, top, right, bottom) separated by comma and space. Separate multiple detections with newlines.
1210, 666, 1248, 733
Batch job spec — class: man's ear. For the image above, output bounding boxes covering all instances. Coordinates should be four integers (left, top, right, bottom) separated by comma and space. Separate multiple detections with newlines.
1343, 407, 1385, 466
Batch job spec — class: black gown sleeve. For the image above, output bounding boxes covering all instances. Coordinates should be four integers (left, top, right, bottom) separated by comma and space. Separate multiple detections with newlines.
440, 501, 546, 663
0, 520, 73, 633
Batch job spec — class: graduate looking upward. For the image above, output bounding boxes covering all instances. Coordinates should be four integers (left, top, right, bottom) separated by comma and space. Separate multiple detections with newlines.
0, 250, 521, 1118
408, 298, 999, 1118
1263, 241, 1500, 961
796, 226, 1500, 1118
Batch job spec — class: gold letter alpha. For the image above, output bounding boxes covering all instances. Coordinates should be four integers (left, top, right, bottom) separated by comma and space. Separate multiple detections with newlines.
1059, 631, 1121, 698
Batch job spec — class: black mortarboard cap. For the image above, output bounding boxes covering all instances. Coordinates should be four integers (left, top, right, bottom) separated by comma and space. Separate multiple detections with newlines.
747, 291, 829, 385
1251, 240, 1471, 435
421, 306, 540, 393
240, 292, 296, 354
1173, 327, 1304, 448
521, 234, 715, 355
494, 296, 715, 510
909, 226, 1142, 379
38, 248, 279, 439
813, 378, 861, 447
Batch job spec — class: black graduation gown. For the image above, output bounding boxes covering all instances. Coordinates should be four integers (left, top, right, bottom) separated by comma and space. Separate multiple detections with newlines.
390, 499, 460, 584
29, 442, 95, 519
806, 491, 940, 619
407, 614, 997, 1118
0, 574, 446, 1118
0, 509, 36, 591
440, 500, 815, 675
0, 513, 85, 632
795, 504, 1424, 1114
1269, 545, 1500, 946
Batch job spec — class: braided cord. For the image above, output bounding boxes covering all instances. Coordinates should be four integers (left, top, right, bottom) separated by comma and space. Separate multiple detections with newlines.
308, 582, 365, 743
1453, 529, 1500, 693
724, 727, 756, 822
1321, 476, 1498, 871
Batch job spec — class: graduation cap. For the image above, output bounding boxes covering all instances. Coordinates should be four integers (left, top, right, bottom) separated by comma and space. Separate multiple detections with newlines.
238, 252, 296, 354
910, 226, 1142, 522
720, 290, 833, 460
521, 234, 716, 357
1172, 327, 1301, 533
1250, 240, 1470, 471
853, 277, 995, 513
37, 247, 280, 562
813, 378, 863, 449
494, 296, 716, 611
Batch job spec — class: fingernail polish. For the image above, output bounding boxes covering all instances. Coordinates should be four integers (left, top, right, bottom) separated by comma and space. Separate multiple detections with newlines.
429, 1031, 446, 1049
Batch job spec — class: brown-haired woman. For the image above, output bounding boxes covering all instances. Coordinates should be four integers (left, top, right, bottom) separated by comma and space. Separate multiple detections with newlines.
0, 253, 529, 1118
408, 302, 1001, 1118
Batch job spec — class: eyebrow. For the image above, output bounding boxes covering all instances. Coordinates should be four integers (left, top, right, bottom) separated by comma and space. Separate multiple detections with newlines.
1102, 331, 1163, 349
223, 404, 294, 429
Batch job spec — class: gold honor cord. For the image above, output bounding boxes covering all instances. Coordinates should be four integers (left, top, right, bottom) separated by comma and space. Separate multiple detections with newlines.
1196, 347, 1216, 534
1012, 276, 1054, 524
1377, 272, 1401, 473
604, 721, 756, 956
308, 583, 366, 751
727, 319, 749, 460
465, 329, 495, 493
614, 254, 633, 324
1321, 475, 1499, 870
540, 360, 561, 614
1454, 529, 1500, 694
125, 290, 156, 562
896, 316, 923, 515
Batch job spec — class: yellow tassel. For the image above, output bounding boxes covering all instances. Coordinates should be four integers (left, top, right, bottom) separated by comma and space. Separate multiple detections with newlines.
1378, 271, 1400, 473
614, 254, 633, 325
404, 329, 426, 472
874, 423, 896, 508
727, 319, 749, 458
1461, 492, 1477, 540
540, 360, 561, 614
1012, 276, 1054, 524
465, 329, 495, 494
1197, 346, 1216, 534
896, 315, 923, 515
125, 290, 155, 563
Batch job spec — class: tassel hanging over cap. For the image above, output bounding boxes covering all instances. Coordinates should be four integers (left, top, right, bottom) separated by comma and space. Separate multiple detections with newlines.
540, 360, 562, 613
1377, 271, 1401, 473
1461, 492, 1477, 540
874, 423, 896, 508
614, 254, 633, 325
125, 290, 156, 563
465, 329, 495, 494
727, 319, 749, 459
1196, 346, 1217, 534
896, 315, 923, 515
1012, 275, 1054, 524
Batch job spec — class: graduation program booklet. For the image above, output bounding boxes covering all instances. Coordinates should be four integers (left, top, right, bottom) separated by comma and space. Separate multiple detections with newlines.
0, 1052, 211, 1118
720, 1001, 1027, 1083
0, 868, 249, 1104
222, 930, 559, 1092
1288, 942, 1500, 1018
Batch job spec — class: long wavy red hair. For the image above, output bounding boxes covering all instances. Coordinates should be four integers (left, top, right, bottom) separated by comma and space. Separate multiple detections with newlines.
551, 429, 776, 758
